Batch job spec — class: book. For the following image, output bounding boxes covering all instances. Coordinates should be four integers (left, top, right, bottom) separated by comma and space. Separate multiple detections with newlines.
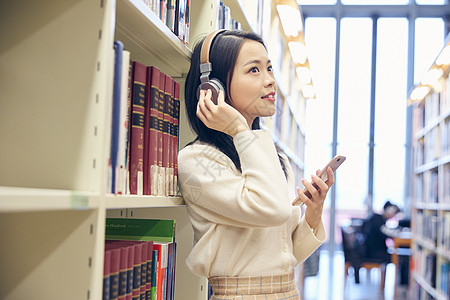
144, 66, 161, 196
172, 81, 180, 196
150, 249, 159, 300
163, 74, 173, 196
109, 247, 121, 300
105, 218, 176, 243
104, 219, 176, 300
117, 49, 132, 195
153, 242, 169, 300
146, 242, 154, 300
110, 41, 124, 194
160, 0, 167, 24
166, 242, 176, 300
129, 61, 147, 195
139, 242, 149, 300
131, 243, 143, 300
175, 0, 185, 41
185, 0, 190, 44
157, 73, 166, 196
104, 249, 111, 300
166, 0, 176, 32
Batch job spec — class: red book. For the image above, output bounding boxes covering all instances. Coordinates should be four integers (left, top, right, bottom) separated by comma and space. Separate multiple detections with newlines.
118, 246, 129, 300
105, 241, 136, 300
139, 242, 148, 300
132, 243, 143, 300
104, 250, 111, 300
144, 66, 161, 195
172, 81, 180, 196
129, 61, 146, 195
157, 73, 166, 195
163, 75, 173, 196
105, 243, 129, 300
109, 248, 121, 300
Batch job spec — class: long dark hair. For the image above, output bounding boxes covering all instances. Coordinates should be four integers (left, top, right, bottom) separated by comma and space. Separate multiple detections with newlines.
184, 30, 287, 177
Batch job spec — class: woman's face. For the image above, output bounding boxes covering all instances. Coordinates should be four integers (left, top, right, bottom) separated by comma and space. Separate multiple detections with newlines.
229, 40, 277, 127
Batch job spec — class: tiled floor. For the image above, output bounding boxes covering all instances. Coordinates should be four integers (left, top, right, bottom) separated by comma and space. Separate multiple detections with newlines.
302, 250, 409, 300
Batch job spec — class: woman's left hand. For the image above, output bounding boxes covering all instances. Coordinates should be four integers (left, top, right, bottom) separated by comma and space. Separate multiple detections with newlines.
296, 167, 335, 230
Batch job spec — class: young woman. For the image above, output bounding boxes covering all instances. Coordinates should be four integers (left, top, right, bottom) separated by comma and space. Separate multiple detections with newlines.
178, 30, 334, 299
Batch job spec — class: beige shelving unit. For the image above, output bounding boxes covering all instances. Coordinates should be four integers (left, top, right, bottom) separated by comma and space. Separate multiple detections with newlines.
0, 0, 310, 299
409, 36, 450, 300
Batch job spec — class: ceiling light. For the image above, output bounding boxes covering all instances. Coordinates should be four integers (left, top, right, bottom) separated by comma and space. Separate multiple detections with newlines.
288, 42, 307, 64
276, 5, 303, 37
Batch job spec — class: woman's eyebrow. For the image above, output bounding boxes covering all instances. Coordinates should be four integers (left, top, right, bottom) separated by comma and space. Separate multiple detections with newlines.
242, 59, 271, 67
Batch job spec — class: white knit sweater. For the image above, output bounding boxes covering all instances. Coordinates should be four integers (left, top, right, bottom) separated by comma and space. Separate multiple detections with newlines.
178, 130, 326, 278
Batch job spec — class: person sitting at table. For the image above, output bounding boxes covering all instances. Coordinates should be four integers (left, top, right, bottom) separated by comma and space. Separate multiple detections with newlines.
363, 200, 401, 263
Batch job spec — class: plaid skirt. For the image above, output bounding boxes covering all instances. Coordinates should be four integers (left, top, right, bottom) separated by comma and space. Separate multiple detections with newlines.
208, 271, 299, 300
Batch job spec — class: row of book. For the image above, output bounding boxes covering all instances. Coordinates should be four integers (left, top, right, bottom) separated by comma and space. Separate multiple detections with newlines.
108, 41, 180, 196
438, 212, 450, 253
414, 167, 450, 204
413, 249, 437, 289
414, 75, 450, 130
441, 262, 450, 298
414, 171, 439, 204
217, 1, 242, 30
414, 124, 449, 167
104, 218, 176, 300
104, 240, 176, 300
413, 211, 439, 246
141, 0, 191, 44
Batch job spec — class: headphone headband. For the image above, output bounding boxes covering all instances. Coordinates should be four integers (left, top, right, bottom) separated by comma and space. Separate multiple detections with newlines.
200, 29, 227, 65
197, 30, 227, 103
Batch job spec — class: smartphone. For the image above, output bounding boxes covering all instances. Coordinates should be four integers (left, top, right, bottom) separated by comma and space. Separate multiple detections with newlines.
292, 155, 346, 206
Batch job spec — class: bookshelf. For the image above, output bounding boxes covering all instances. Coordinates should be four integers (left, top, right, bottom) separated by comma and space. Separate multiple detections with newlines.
0, 0, 310, 299
409, 35, 450, 300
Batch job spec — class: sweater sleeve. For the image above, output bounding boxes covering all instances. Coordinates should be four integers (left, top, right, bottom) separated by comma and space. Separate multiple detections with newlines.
178, 130, 292, 228
292, 215, 326, 265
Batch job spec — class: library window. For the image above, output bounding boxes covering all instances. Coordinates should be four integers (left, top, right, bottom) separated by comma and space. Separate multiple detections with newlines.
301, 2, 448, 249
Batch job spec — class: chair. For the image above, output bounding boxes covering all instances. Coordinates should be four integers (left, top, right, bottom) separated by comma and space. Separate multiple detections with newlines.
341, 224, 387, 290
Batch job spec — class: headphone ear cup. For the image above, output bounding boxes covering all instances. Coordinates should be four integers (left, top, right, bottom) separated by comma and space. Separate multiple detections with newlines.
197, 78, 225, 104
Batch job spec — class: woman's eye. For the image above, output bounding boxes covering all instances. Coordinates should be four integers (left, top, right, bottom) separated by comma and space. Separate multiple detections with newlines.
268, 65, 273, 72
249, 67, 259, 73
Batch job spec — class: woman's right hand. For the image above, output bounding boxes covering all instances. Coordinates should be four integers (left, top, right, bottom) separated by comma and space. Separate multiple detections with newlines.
196, 89, 250, 137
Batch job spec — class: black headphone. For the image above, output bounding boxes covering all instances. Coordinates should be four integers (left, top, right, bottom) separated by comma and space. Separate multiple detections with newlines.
196, 30, 227, 104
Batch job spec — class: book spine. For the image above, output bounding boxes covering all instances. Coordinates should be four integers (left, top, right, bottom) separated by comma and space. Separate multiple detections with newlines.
110, 41, 124, 194
166, 0, 176, 32
125, 55, 133, 195
163, 75, 173, 196
104, 250, 111, 300
150, 249, 158, 300
172, 81, 180, 196
110, 248, 121, 300
184, 0, 190, 44
126, 245, 135, 300
154, 243, 168, 300
140, 242, 148, 300
117, 49, 131, 195
160, 0, 167, 24
132, 244, 143, 300
129, 61, 147, 195
145, 66, 161, 196
157, 73, 166, 195
146, 241, 154, 300
118, 246, 129, 300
